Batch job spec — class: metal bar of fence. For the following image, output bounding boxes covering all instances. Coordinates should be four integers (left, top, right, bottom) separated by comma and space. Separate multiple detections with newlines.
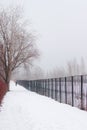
53, 79, 55, 99
43, 80, 45, 95
45, 80, 46, 96
59, 78, 61, 103
55, 78, 57, 101
42, 80, 44, 95
30, 81, 32, 91
51, 79, 53, 99
65, 77, 67, 104
34, 81, 36, 92
71, 76, 74, 106
81, 75, 83, 109
37, 81, 38, 93
31, 81, 32, 90
48, 79, 50, 97
28, 81, 30, 90
86, 86, 87, 111
36, 81, 37, 93
46, 79, 48, 97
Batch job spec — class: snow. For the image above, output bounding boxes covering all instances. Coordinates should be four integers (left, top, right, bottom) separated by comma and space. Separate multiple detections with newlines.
0, 81, 87, 130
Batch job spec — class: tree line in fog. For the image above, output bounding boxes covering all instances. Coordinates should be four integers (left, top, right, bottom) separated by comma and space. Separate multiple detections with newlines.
13, 57, 87, 80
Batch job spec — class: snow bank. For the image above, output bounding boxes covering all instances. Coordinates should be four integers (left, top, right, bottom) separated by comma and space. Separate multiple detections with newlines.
0, 81, 87, 130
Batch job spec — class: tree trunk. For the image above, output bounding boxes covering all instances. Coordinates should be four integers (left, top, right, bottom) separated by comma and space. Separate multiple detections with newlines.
5, 74, 11, 91
5, 71, 11, 91
7, 82, 10, 91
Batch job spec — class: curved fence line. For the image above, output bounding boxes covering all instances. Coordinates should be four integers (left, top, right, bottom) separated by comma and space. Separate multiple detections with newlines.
17, 75, 87, 111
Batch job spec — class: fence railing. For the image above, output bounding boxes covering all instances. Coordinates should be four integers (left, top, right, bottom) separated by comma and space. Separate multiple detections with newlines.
17, 75, 87, 111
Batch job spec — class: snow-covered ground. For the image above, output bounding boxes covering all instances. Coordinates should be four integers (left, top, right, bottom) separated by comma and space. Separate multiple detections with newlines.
0, 81, 87, 130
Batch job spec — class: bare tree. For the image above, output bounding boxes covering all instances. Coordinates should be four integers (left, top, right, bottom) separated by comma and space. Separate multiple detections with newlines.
66, 58, 87, 76
13, 66, 44, 80
0, 7, 39, 90
46, 67, 65, 78
67, 59, 80, 76
80, 57, 86, 75
28, 66, 44, 80
46, 58, 87, 78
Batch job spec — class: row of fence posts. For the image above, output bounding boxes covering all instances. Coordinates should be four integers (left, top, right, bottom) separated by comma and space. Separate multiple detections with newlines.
17, 75, 87, 111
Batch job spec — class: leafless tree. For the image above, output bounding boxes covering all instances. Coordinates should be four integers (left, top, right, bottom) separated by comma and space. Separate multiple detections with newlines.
67, 59, 80, 76
46, 67, 65, 78
80, 57, 86, 75
46, 58, 87, 78
66, 58, 87, 76
28, 66, 44, 80
0, 7, 39, 90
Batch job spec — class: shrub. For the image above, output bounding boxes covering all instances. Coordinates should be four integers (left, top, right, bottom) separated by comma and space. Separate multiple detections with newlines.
0, 81, 7, 105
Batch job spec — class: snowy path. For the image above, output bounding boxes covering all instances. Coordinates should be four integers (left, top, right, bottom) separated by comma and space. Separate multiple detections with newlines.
0, 81, 87, 130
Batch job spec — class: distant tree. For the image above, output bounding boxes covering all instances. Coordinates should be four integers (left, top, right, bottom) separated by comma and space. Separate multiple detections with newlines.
46, 58, 87, 79
46, 67, 65, 78
67, 59, 80, 76
80, 57, 86, 75
66, 58, 87, 76
0, 7, 39, 90
29, 66, 44, 80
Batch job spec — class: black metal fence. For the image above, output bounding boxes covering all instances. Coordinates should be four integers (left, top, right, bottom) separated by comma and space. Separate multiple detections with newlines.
17, 75, 87, 111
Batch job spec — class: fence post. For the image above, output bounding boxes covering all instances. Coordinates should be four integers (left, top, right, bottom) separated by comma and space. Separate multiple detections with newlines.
42, 80, 44, 95
55, 78, 57, 100
34, 80, 36, 92
46, 79, 48, 97
43, 80, 45, 95
35, 81, 37, 92
44, 79, 46, 96
81, 75, 83, 109
30, 81, 32, 91
59, 78, 61, 103
71, 76, 74, 106
51, 79, 53, 99
28, 81, 30, 90
48, 79, 50, 97
43, 80, 44, 95
65, 77, 67, 104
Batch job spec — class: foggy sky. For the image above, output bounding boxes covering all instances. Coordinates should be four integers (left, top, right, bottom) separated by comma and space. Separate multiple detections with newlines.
0, 0, 87, 71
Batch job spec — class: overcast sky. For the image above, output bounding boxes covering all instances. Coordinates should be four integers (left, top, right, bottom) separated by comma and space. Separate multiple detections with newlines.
0, 0, 87, 71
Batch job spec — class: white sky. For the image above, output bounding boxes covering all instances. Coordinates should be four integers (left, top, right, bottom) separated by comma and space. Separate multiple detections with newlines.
0, 0, 87, 71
